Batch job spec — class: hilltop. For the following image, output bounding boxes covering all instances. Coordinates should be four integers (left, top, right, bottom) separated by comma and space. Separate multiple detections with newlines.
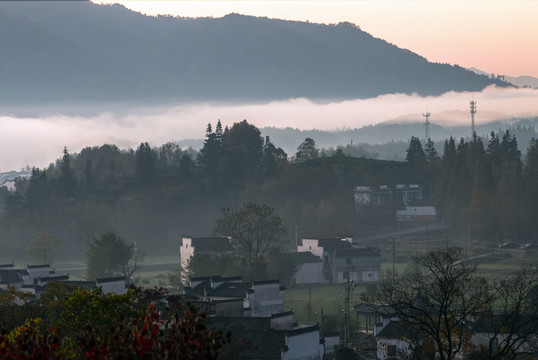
0, 1, 508, 109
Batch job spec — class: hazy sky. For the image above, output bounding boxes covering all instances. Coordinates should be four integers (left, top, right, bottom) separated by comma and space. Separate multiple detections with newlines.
94, 0, 538, 78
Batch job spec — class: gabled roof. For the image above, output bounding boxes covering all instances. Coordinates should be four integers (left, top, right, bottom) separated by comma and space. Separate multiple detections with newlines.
318, 238, 353, 251
0, 269, 24, 284
208, 282, 251, 298
252, 279, 281, 286
207, 317, 320, 360
187, 237, 234, 252
335, 247, 380, 257
38, 275, 70, 283
61, 280, 97, 290
27, 264, 50, 269
376, 320, 405, 338
184, 279, 212, 296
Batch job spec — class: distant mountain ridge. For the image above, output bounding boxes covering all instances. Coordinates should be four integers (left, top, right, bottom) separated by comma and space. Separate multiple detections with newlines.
0, 1, 508, 108
468, 67, 538, 89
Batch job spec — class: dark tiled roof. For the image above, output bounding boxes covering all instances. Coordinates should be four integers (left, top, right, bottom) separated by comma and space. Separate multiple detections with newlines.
208, 317, 320, 359
27, 264, 50, 269
0, 263, 14, 268
184, 279, 212, 296
318, 238, 353, 251
208, 282, 251, 298
39, 275, 70, 282
252, 279, 280, 286
293, 252, 321, 264
191, 237, 234, 252
61, 280, 97, 290
0, 269, 24, 284
335, 247, 380, 257
271, 310, 294, 319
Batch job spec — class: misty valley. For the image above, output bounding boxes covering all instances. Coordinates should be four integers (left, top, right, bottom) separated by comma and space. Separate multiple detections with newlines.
1, 1, 537, 359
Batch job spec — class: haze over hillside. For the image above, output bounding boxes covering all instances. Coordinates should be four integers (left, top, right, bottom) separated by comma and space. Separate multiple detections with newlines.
0, 1, 508, 109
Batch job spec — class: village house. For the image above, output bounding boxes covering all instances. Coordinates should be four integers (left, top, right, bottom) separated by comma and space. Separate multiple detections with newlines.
179, 236, 233, 269
184, 276, 286, 317
207, 312, 325, 360
0, 263, 127, 298
297, 237, 381, 284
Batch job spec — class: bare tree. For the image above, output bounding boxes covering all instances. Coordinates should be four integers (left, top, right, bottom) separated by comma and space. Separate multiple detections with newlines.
472, 265, 538, 359
372, 247, 494, 360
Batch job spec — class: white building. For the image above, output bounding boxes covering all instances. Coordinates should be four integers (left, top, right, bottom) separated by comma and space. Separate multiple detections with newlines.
179, 236, 233, 269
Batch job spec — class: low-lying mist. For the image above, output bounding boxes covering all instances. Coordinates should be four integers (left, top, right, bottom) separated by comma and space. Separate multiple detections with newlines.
2, 85, 538, 172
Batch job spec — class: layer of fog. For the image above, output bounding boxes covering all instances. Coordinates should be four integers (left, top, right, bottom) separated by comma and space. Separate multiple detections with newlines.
2, 85, 538, 172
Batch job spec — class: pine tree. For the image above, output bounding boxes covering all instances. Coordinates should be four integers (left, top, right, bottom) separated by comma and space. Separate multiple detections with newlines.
424, 138, 439, 162
59, 147, 76, 197
135, 142, 155, 183
405, 136, 425, 163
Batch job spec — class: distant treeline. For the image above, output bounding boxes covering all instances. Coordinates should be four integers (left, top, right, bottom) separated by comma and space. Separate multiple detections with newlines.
1, 120, 537, 261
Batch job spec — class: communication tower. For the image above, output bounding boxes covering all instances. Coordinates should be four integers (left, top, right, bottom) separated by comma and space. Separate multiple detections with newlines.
470, 100, 477, 136
423, 110, 431, 141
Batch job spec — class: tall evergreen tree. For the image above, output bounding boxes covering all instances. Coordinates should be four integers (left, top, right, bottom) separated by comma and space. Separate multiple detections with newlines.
135, 142, 155, 183
59, 147, 76, 198
405, 136, 425, 164
295, 138, 319, 163
197, 122, 221, 173
424, 138, 439, 162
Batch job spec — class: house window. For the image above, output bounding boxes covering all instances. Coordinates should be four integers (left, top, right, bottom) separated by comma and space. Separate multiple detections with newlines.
309, 246, 311, 250
346, 257, 351, 265
343, 271, 349, 279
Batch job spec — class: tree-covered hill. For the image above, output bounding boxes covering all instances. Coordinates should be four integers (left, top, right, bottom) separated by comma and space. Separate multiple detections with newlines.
0, 1, 508, 108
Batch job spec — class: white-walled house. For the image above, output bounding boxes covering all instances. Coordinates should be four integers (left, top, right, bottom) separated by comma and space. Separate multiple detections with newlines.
292, 252, 323, 285
179, 236, 233, 269
297, 237, 381, 284
375, 318, 414, 360
282, 325, 325, 360
396, 204, 436, 222
247, 280, 286, 317
207, 315, 324, 360
96, 276, 127, 294
184, 276, 286, 318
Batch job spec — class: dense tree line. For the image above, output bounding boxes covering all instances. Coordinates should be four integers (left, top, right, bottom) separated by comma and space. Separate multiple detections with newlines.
434, 130, 538, 243
1, 120, 425, 260
3, 119, 536, 261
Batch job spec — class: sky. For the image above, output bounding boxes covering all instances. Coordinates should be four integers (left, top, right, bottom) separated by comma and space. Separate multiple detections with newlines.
94, 0, 538, 78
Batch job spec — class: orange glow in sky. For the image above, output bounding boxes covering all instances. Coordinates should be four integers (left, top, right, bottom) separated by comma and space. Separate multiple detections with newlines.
94, 1, 538, 78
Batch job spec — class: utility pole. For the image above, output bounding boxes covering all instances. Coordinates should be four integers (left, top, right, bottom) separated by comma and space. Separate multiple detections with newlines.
308, 287, 312, 323
343, 279, 355, 348
391, 236, 396, 279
